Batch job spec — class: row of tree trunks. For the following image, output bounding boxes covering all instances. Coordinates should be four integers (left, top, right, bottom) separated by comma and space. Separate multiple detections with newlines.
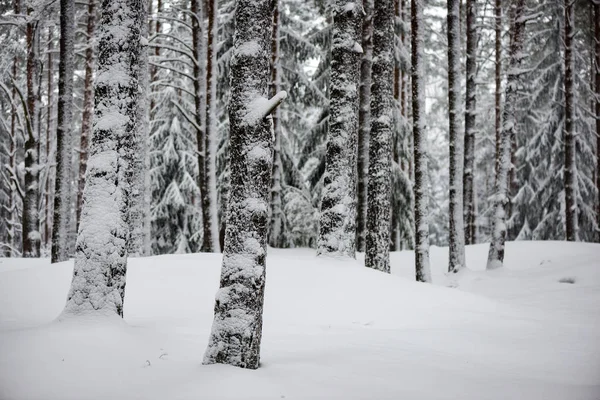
595, 3, 600, 243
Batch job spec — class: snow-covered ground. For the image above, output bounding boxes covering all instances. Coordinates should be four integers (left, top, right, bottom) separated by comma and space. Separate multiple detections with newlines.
0, 241, 599, 400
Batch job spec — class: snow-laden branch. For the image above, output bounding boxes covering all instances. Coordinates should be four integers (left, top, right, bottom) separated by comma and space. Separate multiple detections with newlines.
243, 91, 287, 126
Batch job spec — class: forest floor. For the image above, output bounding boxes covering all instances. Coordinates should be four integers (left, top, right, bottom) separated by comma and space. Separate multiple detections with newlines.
0, 241, 599, 400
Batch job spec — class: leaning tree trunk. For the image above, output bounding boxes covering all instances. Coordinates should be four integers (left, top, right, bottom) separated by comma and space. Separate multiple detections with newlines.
365, 0, 393, 273
62, 0, 143, 317
447, 0, 465, 273
268, 0, 285, 248
463, 0, 477, 245
564, 0, 577, 242
356, 0, 373, 253
203, 0, 286, 369
22, 4, 41, 258
203, 0, 221, 252
595, 3, 600, 243
317, 0, 363, 258
411, 0, 431, 282
76, 0, 95, 231
486, 0, 526, 270
128, 0, 149, 256
51, 0, 75, 263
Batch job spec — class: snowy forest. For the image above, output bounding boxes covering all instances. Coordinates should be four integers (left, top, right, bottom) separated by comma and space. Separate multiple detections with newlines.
1, 0, 600, 397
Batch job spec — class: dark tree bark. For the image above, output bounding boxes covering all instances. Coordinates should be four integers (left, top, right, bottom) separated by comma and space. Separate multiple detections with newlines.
62, 0, 143, 316
22, 4, 41, 258
77, 0, 96, 232
356, 0, 373, 253
447, 0, 465, 273
463, 0, 477, 245
365, 0, 393, 273
487, 0, 526, 269
203, 0, 285, 369
595, 3, 600, 243
564, 0, 577, 241
412, 0, 430, 282
51, 0, 75, 263
203, 0, 221, 252
494, 0, 502, 179
317, 0, 363, 258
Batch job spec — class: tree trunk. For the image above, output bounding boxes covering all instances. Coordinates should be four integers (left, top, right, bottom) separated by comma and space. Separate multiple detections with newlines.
268, 0, 285, 248
412, 0, 431, 282
317, 0, 363, 258
77, 0, 95, 232
128, 0, 149, 256
463, 0, 476, 245
23, 4, 41, 258
594, 3, 600, 243
356, 0, 373, 253
564, 0, 577, 241
494, 0, 501, 179
447, 0, 465, 273
62, 0, 143, 316
51, 0, 75, 263
365, 0, 393, 273
203, 0, 221, 252
203, 0, 285, 369
487, 0, 526, 269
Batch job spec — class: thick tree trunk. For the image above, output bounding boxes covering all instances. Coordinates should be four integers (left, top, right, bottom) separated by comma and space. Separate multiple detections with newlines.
356, 0, 373, 253
23, 4, 41, 258
203, 0, 221, 252
317, 0, 363, 258
51, 0, 75, 263
128, 0, 149, 256
268, 1, 285, 248
463, 0, 476, 245
77, 0, 95, 232
564, 0, 577, 241
595, 3, 600, 243
494, 0, 501, 179
487, 0, 526, 269
365, 0, 393, 273
203, 0, 285, 369
447, 0, 465, 273
62, 0, 143, 316
412, 0, 430, 282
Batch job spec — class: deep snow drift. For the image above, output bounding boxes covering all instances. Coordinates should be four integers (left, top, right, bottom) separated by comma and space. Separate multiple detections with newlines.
0, 241, 599, 400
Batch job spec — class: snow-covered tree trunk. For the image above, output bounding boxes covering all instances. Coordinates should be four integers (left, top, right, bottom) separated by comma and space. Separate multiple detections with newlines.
447, 0, 465, 273
486, 0, 526, 270
365, 0, 393, 273
76, 0, 96, 232
8, 50, 19, 256
203, 0, 221, 252
51, 0, 75, 263
203, 0, 285, 369
268, 1, 285, 248
563, 0, 577, 242
317, 0, 363, 258
44, 26, 54, 248
494, 0, 502, 179
128, 0, 149, 256
411, 0, 430, 282
62, 0, 143, 317
595, 3, 600, 243
356, 0, 373, 253
463, 0, 477, 246
22, 4, 41, 258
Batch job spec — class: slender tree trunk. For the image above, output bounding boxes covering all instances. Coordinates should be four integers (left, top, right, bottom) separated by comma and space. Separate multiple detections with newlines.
412, 0, 430, 282
317, 0, 363, 258
594, 3, 600, 243
203, 0, 221, 252
564, 0, 577, 241
356, 0, 373, 253
268, 0, 285, 248
23, 4, 41, 258
77, 0, 95, 232
149, 0, 161, 119
494, 0, 502, 179
203, 0, 285, 369
44, 26, 54, 248
463, 0, 477, 245
447, 0, 465, 273
62, 0, 143, 316
365, 0, 393, 273
487, 0, 526, 269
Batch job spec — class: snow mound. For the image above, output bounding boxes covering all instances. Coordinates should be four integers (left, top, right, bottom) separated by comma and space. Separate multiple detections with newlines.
0, 241, 599, 400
